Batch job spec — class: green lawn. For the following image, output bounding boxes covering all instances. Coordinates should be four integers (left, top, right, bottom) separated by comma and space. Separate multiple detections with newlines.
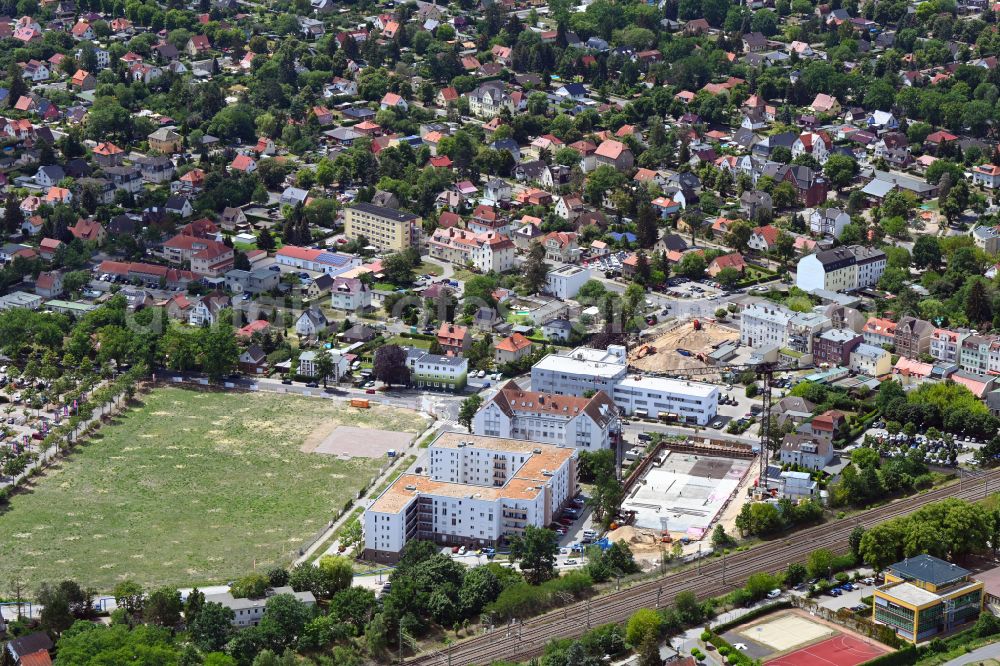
0, 387, 427, 591
416, 262, 443, 277
387, 335, 431, 349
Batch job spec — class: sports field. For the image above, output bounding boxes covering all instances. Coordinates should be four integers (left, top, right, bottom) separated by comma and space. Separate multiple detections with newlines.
724, 609, 889, 666
766, 635, 886, 666
0, 387, 428, 591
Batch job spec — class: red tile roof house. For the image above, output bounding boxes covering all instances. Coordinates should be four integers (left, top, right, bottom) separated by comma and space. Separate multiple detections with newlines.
707, 252, 746, 277
806, 409, 847, 440
229, 154, 257, 173
38, 237, 62, 260
69, 218, 106, 243
34, 270, 62, 298
437, 322, 471, 356
494, 332, 533, 365
748, 224, 780, 252
237, 319, 271, 339
93, 141, 124, 167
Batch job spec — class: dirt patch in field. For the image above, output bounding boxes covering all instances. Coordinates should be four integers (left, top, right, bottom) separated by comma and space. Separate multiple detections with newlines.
304, 426, 413, 459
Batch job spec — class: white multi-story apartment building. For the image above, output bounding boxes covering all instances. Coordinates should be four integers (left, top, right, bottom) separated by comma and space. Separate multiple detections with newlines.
612, 376, 718, 424
428, 228, 515, 273
466, 82, 514, 119
405, 349, 468, 391
530, 345, 718, 424
960, 334, 1000, 375
363, 433, 577, 563
740, 302, 791, 349
472, 381, 619, 450
739, 302, 829, 358
796, 245, 886, 293
930, 328, 965, 363
343, 202, 421, 252
545, 264, 591, 300
809, 208, 851, 239
531, 345, 629, 397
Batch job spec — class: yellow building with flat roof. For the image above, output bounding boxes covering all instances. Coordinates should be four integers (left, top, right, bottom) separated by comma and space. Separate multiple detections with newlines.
343, 202, 421, 252
873, 554, 983, 642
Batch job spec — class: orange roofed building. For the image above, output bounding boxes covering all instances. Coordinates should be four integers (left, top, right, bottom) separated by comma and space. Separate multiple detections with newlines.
362, 432, 578, 563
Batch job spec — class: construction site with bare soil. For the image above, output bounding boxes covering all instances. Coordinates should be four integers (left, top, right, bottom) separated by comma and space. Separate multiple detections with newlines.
629, 318, 740, 375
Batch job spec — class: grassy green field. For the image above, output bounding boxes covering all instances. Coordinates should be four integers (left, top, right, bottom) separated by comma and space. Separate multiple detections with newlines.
0, 387, 427, 591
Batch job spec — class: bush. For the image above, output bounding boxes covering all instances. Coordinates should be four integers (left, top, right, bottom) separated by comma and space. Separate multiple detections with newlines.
700, 630, 712, 641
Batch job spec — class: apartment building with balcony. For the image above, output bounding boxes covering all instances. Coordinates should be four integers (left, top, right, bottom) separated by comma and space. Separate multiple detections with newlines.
472, 381, 619, 450
363, 433, 578, 563
930, 328, 967, 364
343, 202, 421, 252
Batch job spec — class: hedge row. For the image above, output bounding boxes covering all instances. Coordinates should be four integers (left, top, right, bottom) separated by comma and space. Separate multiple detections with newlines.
711, 601, 792, 634
859, 645, 921, 666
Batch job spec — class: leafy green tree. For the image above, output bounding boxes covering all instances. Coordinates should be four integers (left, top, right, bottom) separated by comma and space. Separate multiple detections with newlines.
626, 608, 663, 647
54, 623, 179, 665
784, 562, 807, 586
317, 555, 353, 595
458, 394, 483, 432
199, 309, 240, 381
824, 154, 859, 189
806, 548, 834, 580
231, 573, 270, 599
144, 587, 182, 628
190, 602, 234, 652
677, 252, 706, 279
113, 580, 145, 617
509, 525, 558, 584
912, 235, 942, 270
523, 241, 549, 294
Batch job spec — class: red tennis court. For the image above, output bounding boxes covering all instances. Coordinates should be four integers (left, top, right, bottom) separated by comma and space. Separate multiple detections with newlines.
766, 635, 888, 666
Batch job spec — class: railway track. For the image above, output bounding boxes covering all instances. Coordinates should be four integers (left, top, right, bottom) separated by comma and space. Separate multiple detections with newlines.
408, 470, 1000, 666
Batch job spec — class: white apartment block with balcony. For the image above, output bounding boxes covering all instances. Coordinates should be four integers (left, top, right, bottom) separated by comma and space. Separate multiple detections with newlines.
545, 264, 592, 300
796, 245, 886, 293
428, 227, 515, 273
362, 433, 577, 563
930, 328, 966, 364
612, 375, 718, 425
531, 344, 717, 424
472, 381, 619, 450
531, 345, 629, 397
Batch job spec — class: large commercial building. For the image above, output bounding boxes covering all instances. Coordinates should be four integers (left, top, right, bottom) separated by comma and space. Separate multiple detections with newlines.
343, 202, 421, 252
363, 433, 578, 563
874, 555, 983, 642
530, 346, 718, 425
796, 245, 886, 293
472, 381, 619, 450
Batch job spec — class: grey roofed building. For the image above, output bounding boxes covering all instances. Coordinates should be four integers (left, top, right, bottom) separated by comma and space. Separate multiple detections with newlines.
872, 170, 938, 197
861, 178, 895, 199
348, 201, 419, 222
204, 586, 316, 627
888, 554, 970, 587
280, 187, 309, 206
